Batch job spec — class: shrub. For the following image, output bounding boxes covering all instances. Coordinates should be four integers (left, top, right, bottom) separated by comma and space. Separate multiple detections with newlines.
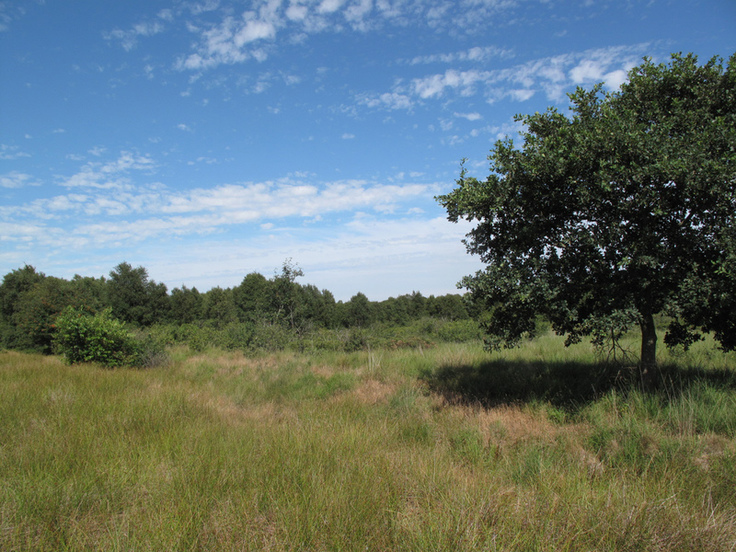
248, 321, 291, 352
53, 307, 142, 367
129, 329, 171, 368
436, 319, 482, 343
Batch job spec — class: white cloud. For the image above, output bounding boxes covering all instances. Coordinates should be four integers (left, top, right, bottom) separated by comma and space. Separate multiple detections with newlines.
361, 43, 651, 111
286, 3, 309, 21
158, 179, 436, 223
318, 0, 346, 15
412, 69, 488, 99
106, 19, 165, 51
0, 144, 31, 160
60, 151, 156, 190
567, 47, 643, 89
4, 147, 443, 259
282, 73, 301, 85
603, 68, 632, 90
188, 0, 221, 16
454, 112, 482, 121
569, 59, 605, 84
176, 17, 252, 70
235, 19, 276, 46
171, 0, 528, 73
409, 45, 514, 65
345, 0, 374, 29
358, 91, 414, 110
508, 88, 535, 101
0, 171, 39, 189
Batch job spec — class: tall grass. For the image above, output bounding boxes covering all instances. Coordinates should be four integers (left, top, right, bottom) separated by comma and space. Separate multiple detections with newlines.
1, 335, 735, 551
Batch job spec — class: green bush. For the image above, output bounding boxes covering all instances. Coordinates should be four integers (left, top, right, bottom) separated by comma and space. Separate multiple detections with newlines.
53, 307, 142, 367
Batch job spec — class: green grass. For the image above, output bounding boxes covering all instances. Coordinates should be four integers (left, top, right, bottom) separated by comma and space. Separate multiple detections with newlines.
1, 334, 735, 551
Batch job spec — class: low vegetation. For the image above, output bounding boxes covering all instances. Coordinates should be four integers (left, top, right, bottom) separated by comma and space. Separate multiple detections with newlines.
2, 333, 734, 551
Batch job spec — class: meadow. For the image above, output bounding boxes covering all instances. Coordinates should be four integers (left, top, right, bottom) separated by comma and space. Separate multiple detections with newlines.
1, 334, 735, 551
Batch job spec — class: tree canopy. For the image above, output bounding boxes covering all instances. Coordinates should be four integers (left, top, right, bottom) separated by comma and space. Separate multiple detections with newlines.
437, 53, 736, 368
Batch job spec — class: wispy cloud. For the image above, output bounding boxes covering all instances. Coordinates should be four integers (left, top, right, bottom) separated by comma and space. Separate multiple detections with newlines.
1, 171, 40, 189
174, 4, 286, 70
139, 0, 529, 73
0, 144, 31, 160
358, 43, 652, 111
59, 151, 156, 191
454, 112, 482, 121
407, 45, 515, 65
412, 69, 488, 99
357, 91, 413, 110
105, 18, 167, 51
2, 150, 442, 256
0, 1, 35, 33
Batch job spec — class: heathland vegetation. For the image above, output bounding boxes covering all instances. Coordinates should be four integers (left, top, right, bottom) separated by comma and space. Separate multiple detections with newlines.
2, 52, 735, 549
2, 335, 735, 550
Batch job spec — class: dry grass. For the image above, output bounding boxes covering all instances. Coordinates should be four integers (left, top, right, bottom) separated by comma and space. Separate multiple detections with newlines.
1, 339, 735, 551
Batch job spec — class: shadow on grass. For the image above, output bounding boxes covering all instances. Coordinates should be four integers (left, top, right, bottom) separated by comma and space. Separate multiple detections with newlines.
421, 359, 736, 413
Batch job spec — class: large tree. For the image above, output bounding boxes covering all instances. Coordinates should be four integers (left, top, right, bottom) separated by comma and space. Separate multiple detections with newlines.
437, 53, 736, 369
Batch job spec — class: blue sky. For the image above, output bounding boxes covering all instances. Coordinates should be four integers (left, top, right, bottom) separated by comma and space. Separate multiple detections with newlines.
1, 0, 734, 300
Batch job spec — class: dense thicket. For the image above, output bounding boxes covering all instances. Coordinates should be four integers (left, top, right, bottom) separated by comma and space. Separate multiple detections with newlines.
0, 261, 476, 356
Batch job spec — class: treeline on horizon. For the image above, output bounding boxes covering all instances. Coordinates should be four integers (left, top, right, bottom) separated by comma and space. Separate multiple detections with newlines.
0, 260, 481, 357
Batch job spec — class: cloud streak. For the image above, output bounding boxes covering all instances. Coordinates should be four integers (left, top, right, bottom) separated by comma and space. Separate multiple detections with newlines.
109, 0, 539, 73
2, 151, 442, 254
360, 43, 652, 110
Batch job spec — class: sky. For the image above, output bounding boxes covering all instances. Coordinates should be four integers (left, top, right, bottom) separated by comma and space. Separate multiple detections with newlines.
1, 0, 734, 301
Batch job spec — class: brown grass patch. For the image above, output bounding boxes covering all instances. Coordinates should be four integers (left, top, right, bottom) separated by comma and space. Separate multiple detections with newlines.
440, 403, 591, 451
309, 364, 337, 378
351, 379, 397, 405
187, 389, 297, 427
183, 351, 290, 373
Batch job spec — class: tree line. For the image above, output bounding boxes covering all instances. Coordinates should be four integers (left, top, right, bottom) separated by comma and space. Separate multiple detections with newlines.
0, 260, 474, 355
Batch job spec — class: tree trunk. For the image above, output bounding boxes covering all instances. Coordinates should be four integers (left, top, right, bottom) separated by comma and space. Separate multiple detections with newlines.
639, 312, 658, 385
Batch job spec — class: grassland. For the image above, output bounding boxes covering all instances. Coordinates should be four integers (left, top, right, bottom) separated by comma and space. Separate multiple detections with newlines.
1, 334, 735, 551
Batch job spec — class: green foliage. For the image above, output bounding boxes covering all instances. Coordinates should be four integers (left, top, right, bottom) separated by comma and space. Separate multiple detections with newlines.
0, 265, 46, 349
232, 271, 271, 323
438, 53, 736, 366
168, 285, 202, 324
0, 267, 108, 354
107, 262, 169, 327
11, 277, 76, 354
1, 259, 483, 360
53, 307, 143, 367
343, 292, 375, 327
201, 286, 238, 328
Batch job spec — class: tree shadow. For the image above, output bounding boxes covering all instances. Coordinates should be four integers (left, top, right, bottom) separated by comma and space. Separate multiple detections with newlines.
421, 358, 736, 413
